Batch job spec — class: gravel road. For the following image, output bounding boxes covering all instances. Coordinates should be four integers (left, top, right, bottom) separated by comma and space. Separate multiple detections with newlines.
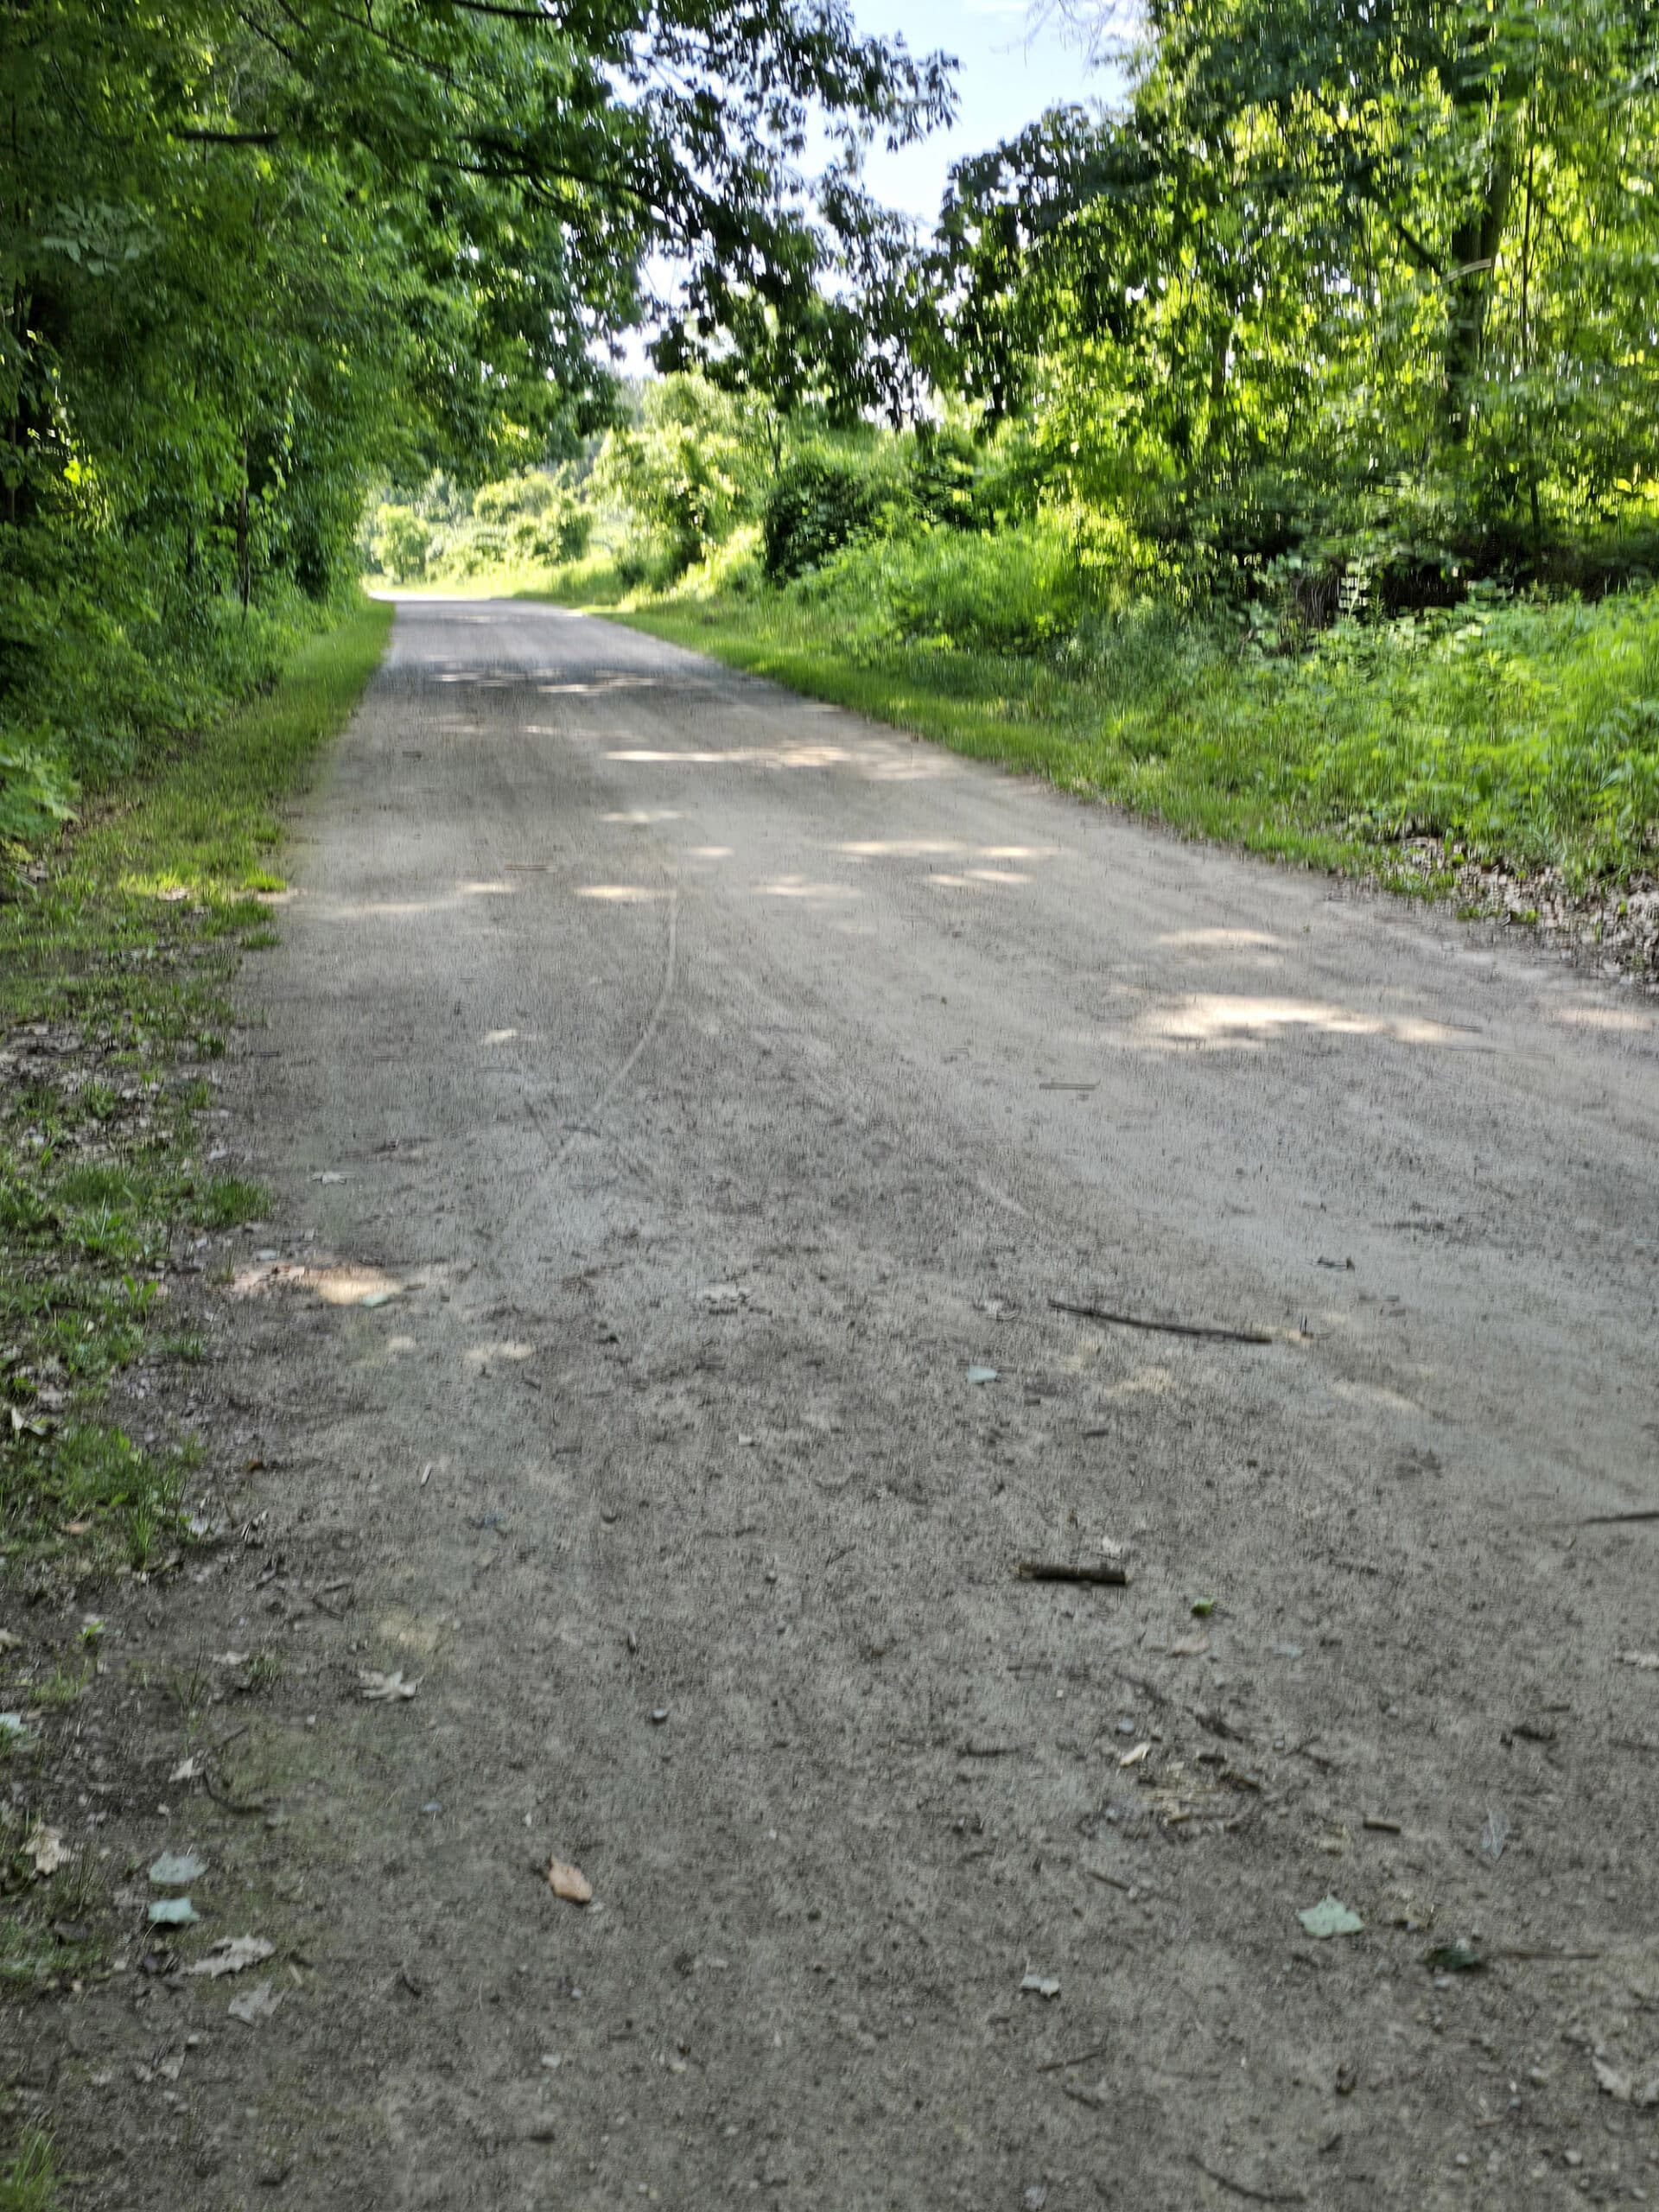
42, 597, 1659, 2208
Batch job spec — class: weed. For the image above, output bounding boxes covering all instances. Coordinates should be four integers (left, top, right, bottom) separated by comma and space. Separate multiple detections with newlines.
620, 575, 1659, 889
0, 600, 389, 1575
190, 1176, 267, 1230
167, 1651, 213, 1719
31, 1663, 88, 1711
0, 2129, 58, 2211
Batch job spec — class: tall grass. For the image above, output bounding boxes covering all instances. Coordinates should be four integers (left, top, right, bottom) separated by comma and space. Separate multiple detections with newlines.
619, 528, 1659, 889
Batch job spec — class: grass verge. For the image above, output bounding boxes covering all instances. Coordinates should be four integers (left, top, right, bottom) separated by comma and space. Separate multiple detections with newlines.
613, 576, 1659, 908
0, 595, 391, 1579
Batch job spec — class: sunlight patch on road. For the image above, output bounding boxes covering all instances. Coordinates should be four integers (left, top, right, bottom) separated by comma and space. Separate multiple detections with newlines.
312, 881, 518, 922
1329, 1377, 1426, 1417
231, 1261, 404, 1306
755, 877, 859, 901
537, 675, 665, 695
463, 1340, 536, 1370
1158, 927, 1287, 950
1140, 995, 1462, 1048
374, 1606, 450, 1657
1550, 1004, 1653, 1033
575, 884, 669, 902
1096, 1364, 1176, 1401
836, 837, 962, 857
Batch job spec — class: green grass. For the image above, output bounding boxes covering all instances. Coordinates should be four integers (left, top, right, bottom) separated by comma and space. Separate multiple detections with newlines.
0, 595, 391, 1570
0, 2131, 59, 2212
611, 537, 1659, 899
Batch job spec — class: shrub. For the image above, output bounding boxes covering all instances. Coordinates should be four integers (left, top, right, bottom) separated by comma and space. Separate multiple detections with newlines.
906, 427, 984, 531
0, 733, 79, 849
671, 524, 765, 601
374, 505, 429, 583
593, 378, 766, 576
797, 515, 1091, 654
763, 453, 886, 580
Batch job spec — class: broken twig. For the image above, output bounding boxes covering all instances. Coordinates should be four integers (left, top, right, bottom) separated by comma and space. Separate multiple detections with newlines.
1190, 2155, 1306, 2205
1582, 1509, 1659, 1525
1050, 1298, 1273, 1347
1036, 2043, 1110, 2074
1016, 1560, 1131, 1587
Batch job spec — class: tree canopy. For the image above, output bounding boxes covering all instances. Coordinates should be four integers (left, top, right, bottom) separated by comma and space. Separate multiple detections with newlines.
933, 0, 1659, 582
0, 0, 951, 698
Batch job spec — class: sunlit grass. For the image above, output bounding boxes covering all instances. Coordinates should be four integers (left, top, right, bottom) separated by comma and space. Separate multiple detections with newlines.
0, 597, 391, 1567
620, 566, 1659, 895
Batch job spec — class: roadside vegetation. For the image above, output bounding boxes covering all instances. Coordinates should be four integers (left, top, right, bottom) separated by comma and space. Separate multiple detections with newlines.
379, 0, 1659, 938
0, 601, 391, 1580
375, 372, 1659, 941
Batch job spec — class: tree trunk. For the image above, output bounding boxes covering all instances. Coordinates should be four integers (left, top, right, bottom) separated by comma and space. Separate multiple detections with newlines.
1440, 121, 1516, 445
238, 430, 251, 613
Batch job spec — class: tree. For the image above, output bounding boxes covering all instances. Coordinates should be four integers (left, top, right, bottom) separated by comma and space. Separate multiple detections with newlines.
0, 0, 955, 623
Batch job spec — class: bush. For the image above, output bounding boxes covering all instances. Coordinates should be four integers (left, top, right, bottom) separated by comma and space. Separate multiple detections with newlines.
796, 516, 1091, 654
670, 524, 765, 602
593, 378, 767, 576
906, 427, 984, 531
472, 474, 560, 524
0, 734, 79, 850
374, 505, 429, 583
763, 453, 886, 580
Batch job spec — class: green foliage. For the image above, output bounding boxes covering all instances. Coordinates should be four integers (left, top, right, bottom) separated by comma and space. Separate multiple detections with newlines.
365, 470, 596, 585
931, 0, 1659, 579
624, 567, 1659, 893
0, 599, 389, 1568
0, 0, 955, 849
374, 508, 430, 586
0, 738, 77, 849
763, 453, 889, 580
596, 380, 774, 576
0, 2129, 59, 2212
794, 518, 1093, 653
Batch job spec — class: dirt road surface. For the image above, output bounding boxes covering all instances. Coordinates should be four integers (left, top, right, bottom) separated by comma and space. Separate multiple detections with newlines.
23, 599, 1659, 2208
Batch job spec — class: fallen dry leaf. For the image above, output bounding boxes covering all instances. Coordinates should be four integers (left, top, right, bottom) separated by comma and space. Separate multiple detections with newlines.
0, 1630, 21, 1654
186, 1936, 275, 1980
227, 1978, 283, 2026
168, 1754, 205, 1783
545, 1857, 593, 1905
1616, 1650, 1659, 1671
1169, 1633, 1211, 1658
1119, 1741, 1152, 1768
25, 1821, 69, 1877
359, 1669, 419, 1702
